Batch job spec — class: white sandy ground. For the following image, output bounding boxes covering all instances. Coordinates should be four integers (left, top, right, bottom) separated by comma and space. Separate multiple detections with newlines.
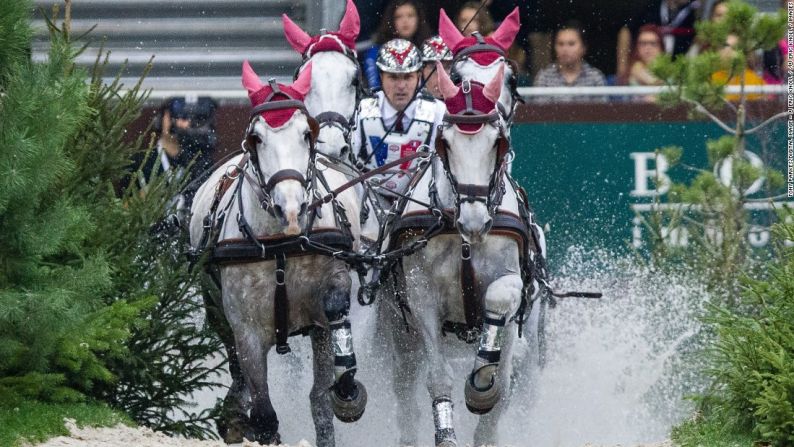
31, 418, 672, 447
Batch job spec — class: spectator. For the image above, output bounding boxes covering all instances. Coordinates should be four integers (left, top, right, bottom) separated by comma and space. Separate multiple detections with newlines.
362, 0, 431, 91
533, 22, 607, 103
763, 38, 788, 85
625, 25, 665, 87
456, 1, 494, 37
709, 0, 728, 22
712, 34, 766, 101
455, 2, 529, 79
142, 97, 217, 207
686, 0, 727, 57
626, 0, 700, 58
420, 36, 453, 100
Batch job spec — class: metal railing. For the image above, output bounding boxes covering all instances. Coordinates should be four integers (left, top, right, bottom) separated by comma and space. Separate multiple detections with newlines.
126, 84, 787, 105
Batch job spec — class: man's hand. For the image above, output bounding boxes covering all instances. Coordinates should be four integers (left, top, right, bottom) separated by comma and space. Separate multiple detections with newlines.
158, 110, 182, 158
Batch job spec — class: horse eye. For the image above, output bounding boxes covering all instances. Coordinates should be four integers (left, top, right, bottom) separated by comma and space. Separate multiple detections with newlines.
304, 131, 312, 142
251, 135, 262, 145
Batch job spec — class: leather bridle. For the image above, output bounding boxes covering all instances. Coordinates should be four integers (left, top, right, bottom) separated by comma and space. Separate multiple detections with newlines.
434, 79, 511, 220
448, 32, 524, 124
241, 79, 320, 216
291, 33, 366, 161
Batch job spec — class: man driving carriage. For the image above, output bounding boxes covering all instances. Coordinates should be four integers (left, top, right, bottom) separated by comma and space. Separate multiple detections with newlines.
351, 38, 447, 204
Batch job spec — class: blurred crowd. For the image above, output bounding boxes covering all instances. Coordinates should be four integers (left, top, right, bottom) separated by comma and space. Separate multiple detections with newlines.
354, 0, 790, 102
138, 0, 790, 202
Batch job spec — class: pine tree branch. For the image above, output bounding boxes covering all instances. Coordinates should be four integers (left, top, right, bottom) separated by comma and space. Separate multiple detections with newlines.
683, 98, 737, 134
745, 111, 790, 135
680, 163, 709, 173
745, 193, 790, 202
720, 95, 738, 113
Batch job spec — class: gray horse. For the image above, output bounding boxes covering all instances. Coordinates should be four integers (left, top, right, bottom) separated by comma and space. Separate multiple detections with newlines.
189, 62, 366, 446
377, 64, 531, 447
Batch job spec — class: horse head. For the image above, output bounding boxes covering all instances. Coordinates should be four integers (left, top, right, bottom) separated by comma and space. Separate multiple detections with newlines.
436, 62, 508, 243
439, 7, 520, 121
283, 0, 360, 159
242, 60, 318, 235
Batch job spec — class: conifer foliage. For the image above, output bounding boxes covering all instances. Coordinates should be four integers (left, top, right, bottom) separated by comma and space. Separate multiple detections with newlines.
645, 0, 787, 295
0, 1, 222, 438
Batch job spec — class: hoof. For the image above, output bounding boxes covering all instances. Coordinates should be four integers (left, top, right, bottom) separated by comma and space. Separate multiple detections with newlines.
437, 440, 458, 447
217, 413, 249, 444
330, 379, 368, 423
250, 431, 281, 446
464, 364, 501, 415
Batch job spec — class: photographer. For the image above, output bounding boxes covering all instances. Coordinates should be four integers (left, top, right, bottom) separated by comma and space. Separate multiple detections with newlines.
141, 97, 218, 209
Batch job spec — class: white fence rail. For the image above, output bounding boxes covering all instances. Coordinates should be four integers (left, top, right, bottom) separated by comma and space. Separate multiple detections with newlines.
123, 83, 787, 104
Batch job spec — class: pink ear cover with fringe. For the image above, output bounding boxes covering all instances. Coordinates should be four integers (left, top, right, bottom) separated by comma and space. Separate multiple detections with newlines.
439, 7, 521, 66
243, 62, 313, 128
439, 63, 504, 134
283, 0, 358, 55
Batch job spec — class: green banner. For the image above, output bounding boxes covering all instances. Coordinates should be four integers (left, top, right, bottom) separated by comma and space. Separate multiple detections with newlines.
510, 121, 789, 264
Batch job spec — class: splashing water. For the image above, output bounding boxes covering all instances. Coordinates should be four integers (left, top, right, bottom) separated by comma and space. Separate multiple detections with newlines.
193, 245, 711, 447
510, 246, 710, 447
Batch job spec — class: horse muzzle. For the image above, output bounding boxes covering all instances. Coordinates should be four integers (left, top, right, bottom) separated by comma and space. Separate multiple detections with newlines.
271, 195, 307, 236
456, 211, 493, 244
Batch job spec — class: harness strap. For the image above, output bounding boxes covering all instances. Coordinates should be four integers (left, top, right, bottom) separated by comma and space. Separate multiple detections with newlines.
461, 242, 482, 333
265, 169, 307, 191
453, 43, 506, 62
216, 154, 250, 210
315, 111, 351, 128
274, 254, 290, 354
241, 170, 270, 210
457, 183, 490, 198
212, 229, 353, 264
308, 151, 429, 210
190, 153, 251, 266
443, 111, 500, 125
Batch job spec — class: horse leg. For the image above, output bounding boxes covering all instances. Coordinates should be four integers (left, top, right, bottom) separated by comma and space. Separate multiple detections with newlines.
323, 267, 367, 423
464, 274, 523, 415
474, 328, 517, 446
309, 328, 336, 447
417, 307, 457, 447
201, 284, 250, 443
380, 282, 422, 446
234, 329, 280, 444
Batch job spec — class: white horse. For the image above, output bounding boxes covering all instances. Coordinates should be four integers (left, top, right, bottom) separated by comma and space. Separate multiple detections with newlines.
439, 7, 522, 125
377, 63, 533, 447
189, 62, 366, 446
283, 0, 382, 256
283, 0, 360, 160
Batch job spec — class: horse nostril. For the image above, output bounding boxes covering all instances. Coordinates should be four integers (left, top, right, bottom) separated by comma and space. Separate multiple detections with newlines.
272, 204, 285, 219
299, 202, 307, 217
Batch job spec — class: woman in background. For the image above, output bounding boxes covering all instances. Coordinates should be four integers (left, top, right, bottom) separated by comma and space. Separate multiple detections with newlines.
626, 24, 665, 87
362, 0, 431, 91
455, 1, 494, 37
533, 22, 607, 102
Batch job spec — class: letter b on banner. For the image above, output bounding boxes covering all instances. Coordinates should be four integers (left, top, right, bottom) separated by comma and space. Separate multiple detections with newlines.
630, 152, 671, 197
